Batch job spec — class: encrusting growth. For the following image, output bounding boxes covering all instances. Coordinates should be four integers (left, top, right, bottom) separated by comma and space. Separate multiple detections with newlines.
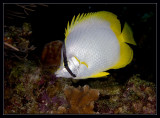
64, 85, 99, 114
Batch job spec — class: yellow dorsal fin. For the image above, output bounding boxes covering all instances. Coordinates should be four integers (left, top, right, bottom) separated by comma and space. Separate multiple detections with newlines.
93, 11, 121, 37
65, 11, 121, 42
65, 12, 93, 42
89, 72, 110, 78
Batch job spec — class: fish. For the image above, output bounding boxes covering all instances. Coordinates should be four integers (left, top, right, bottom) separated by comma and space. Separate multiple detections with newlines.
55, 11, 136, 79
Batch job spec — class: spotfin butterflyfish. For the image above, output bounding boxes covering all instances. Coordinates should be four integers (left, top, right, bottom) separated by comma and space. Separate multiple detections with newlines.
55, 11, 136, 79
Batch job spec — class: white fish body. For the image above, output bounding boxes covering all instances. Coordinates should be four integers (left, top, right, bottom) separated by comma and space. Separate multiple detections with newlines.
55, 11, 136, 79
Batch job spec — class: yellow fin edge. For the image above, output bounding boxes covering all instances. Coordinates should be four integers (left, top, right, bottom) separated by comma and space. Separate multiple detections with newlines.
89, 72, 110, 78
111, 42, 133, 69
65, 12, 93, 42
65, 11, 122, 42
110, 22, 136, 69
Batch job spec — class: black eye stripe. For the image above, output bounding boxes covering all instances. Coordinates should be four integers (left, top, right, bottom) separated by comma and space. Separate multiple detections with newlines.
63, 44, 76, 77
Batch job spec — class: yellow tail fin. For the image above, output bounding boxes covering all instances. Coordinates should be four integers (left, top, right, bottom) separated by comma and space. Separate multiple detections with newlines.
111, 42, 133, 69
119, 23, 136, 45
111, 22, 136, 69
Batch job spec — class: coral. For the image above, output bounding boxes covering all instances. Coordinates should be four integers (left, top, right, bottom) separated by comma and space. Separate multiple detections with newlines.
46, 82, 61, 98
99, 86, 123, 96
64, 85, 99, 114
41, 40, 63, 73
56, 106, 67, 114
95, 74, 156, 114
89, 76, 119, 89
4, 22, 40, 114
88, 76, 122, 96
4, 22, 36, 59
4, 54, 73, 114
121, 74, 156, 114
5, 60, 156, 114
4, 59, 42, 114
37, 90, 68, 114
9, 60, 41, 81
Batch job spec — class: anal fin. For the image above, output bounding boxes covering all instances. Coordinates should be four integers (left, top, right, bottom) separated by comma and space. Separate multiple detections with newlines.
89, 72, 110, 78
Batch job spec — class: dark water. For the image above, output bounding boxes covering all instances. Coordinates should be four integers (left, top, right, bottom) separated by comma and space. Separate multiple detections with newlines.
4, 4, 156, 84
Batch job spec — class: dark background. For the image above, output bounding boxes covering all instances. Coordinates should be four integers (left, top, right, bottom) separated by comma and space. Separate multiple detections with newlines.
4, 4, 156, 84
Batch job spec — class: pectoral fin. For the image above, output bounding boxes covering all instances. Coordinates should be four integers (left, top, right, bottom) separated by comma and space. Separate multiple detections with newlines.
74, 56, 88, 68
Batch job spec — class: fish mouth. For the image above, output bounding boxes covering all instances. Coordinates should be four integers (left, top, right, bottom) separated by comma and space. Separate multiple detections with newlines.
55, 71, 64, 78
54, 68, 62, 77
